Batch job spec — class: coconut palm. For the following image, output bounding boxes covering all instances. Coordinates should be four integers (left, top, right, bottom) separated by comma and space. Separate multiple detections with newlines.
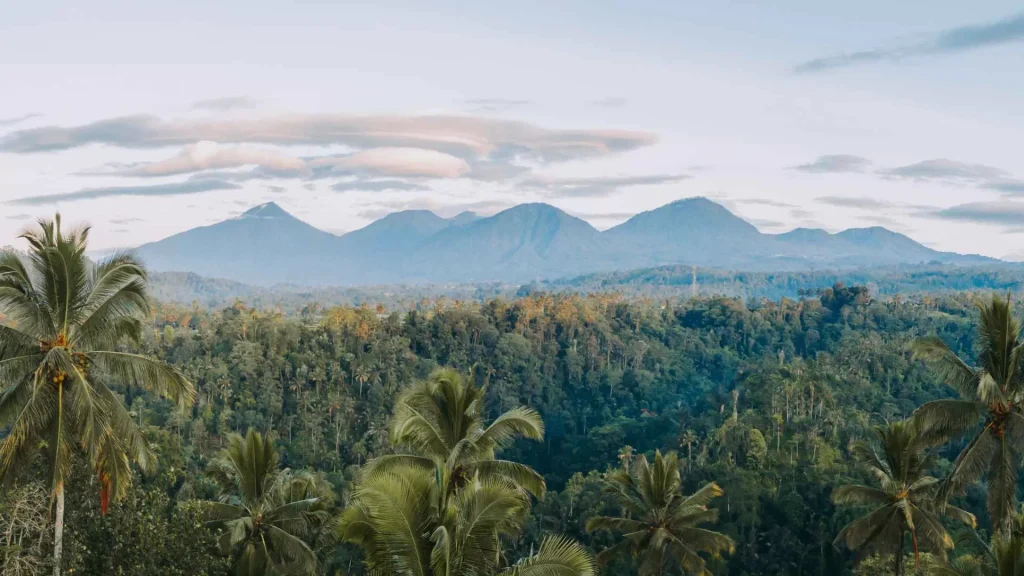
0, 215, 193, 575
339, 463, 595, 576
586, 450, 735, 576
366, 368, 546, 509
204, 429, 321, 576
931, 510, 1024, 576
834, 421, 976, 576
910, 294, 1024, 532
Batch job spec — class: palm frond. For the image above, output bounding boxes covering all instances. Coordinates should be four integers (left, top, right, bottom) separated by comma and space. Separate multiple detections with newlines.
497, 535, 596, 576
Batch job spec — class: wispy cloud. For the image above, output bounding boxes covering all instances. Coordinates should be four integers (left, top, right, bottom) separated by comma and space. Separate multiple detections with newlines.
330, 179, 431, 193
880, 158, 1008, 185
5, 213, 33, 221
191, 96, 257, 111
0, 113, 43, 128
795, 12, 1024, 73
792, 154, 872, 174
734, 198, 796, 208
355, 199, 512, 220
0, 114, 658, 166
930, 201, 1024, 227
109, 217, 144, 224
6, 180, 240, 205
96, 141, 307, 177
984, 179, 1024, 194
311, 148, 471, 179
522, 174, 689, 198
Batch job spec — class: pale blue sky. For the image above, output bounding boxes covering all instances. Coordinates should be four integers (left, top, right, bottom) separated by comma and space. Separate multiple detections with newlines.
1, 1, 1023, 258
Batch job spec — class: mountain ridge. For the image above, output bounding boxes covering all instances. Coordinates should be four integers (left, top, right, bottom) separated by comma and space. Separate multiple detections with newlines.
134, 197, 996, 286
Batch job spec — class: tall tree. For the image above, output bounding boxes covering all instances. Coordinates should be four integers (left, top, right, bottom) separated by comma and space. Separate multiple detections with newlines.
367, 368, 546, 510
204, 429, 322, 576
0, 215, 194, 576
911, 294, 1024, 532
833, 421, 975, 576
587, 450, 735, 576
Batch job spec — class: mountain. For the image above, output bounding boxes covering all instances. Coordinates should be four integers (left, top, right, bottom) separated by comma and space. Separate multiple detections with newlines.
605, 197, 766, 266
134, 197, 996, 286
399, 203, 611, 283
136, 202, 341, 285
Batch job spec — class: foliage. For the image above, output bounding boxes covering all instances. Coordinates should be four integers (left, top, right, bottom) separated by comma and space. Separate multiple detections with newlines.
204, 429, 325, 575
587, 450, 734, 575
833, 421, 974, 574
911, 294, 1024, 532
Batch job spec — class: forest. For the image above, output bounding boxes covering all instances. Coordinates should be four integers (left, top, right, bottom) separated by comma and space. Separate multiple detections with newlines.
4, 217, 1024, 575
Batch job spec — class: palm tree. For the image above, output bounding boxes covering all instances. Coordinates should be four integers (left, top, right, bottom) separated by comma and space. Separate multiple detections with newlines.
366, 368, 546, 511
204, 429, 321, 575
833, 421, 976, 576
0, 215, 194, 576
586, 450, 735, 576
339, 462, 595, 576
931, 509, 1024, 575
911, 294, 1024, 532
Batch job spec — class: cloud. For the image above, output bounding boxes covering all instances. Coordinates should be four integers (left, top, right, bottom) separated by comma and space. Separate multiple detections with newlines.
880, 158, 1008, 185
930, 201, 1024, 227
355, 199, 512, 220
748, 218, 788, 230
191, 97, 257, 111
0, 114, 658, 166
816, 196, 894, 210
5, 213, 33, 221
795, 12, 1024, 73
790, 208, 815, 219
522, 174, 689, 198
591, 97, 627, 108
984, 179, 1024, 194
6, 179, 240, 205
734, 198, 796, 208
0, 113, 43, 128
330, 179, 431, 193
109, 217, 144, 224
310, 147, 471, 178
99, 141, 307, 177
463, 99, 533, 113
792, 154, 872, 174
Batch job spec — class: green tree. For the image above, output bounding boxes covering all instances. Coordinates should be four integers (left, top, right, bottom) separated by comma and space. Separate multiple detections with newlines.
911, 294, 1024, 532
367, 368, 546, 510
339, 463, 595, 576
586, 450, 735, 575
0, 215, 194, 576
833, 421, 975, 576
204, 429, 321, 575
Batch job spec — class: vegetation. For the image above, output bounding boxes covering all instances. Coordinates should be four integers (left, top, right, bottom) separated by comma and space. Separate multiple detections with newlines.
10, 215, 1024, 574
0, 216, 192, 575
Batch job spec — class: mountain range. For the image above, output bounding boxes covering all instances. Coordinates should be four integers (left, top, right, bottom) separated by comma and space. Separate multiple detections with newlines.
135, 198, 993, 286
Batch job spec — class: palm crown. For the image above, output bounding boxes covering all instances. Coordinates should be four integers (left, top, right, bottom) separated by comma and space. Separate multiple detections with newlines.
833, 421, 975, 574
586, 450, 735, 576
0, 215, 193, 501
368, 368, 546, 508
911, 294, 1024, 531
205, 429, 323, 575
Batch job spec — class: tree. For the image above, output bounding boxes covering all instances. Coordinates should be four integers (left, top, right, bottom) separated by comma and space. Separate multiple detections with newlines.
0, 215, 194, 576
833, 421, 975, 576
204, 429, 321, 576
911, 294, 1024, 532
339, 463, 596, 576
586, 450, 735, 575
366, 368, 546, 510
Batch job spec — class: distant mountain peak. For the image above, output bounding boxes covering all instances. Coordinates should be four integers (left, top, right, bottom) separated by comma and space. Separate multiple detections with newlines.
242, 202, 291, 219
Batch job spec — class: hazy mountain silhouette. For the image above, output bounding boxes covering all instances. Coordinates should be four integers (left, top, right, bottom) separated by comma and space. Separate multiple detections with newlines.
135, 198, 994, 286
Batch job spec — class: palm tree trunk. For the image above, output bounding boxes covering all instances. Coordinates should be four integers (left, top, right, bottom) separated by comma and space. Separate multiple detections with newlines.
53, 483, 64, 576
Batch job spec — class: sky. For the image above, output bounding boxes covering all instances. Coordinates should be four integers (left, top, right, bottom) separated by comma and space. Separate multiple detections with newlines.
2, 1, 1024, 258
